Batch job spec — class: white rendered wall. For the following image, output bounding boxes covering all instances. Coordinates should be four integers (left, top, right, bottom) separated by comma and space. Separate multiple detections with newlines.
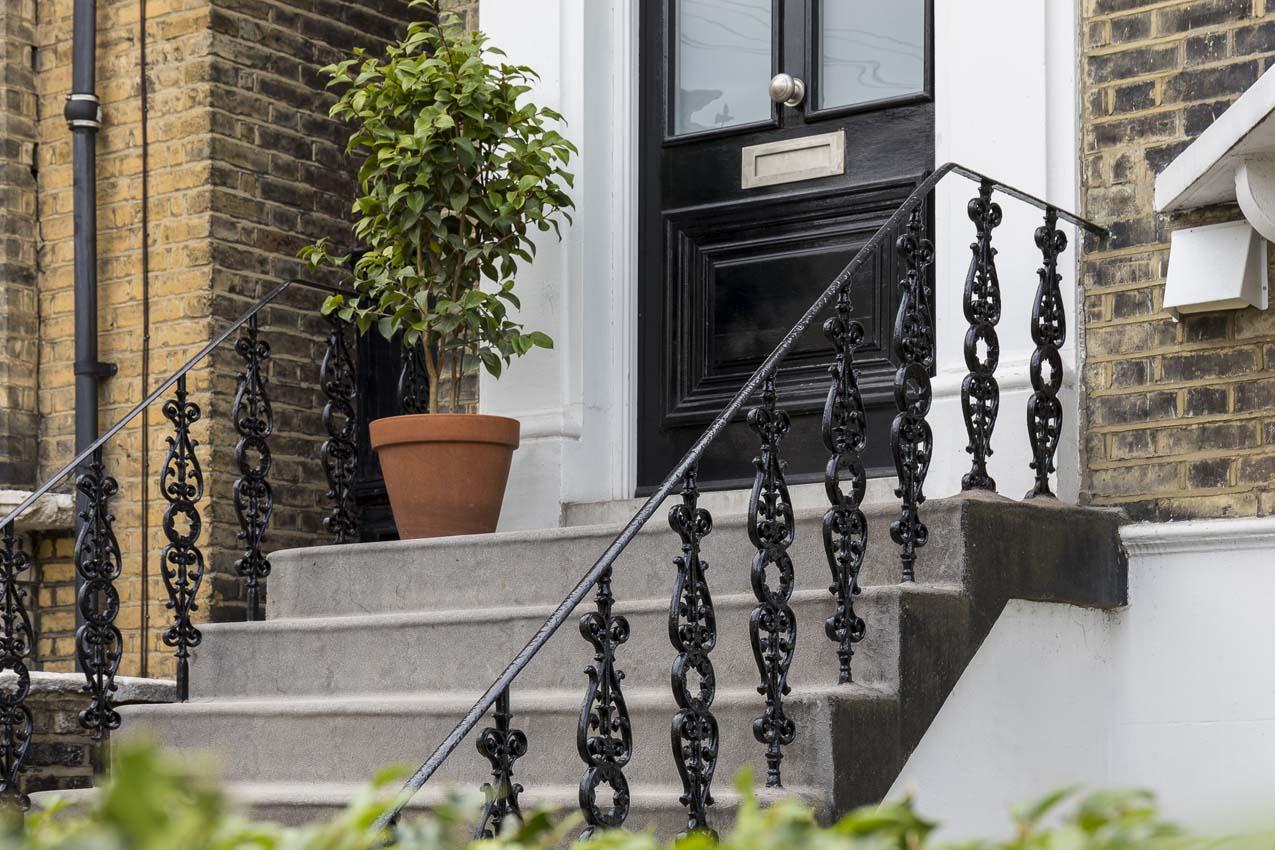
482, 0, 1082, 528
892, 517, 1275, 838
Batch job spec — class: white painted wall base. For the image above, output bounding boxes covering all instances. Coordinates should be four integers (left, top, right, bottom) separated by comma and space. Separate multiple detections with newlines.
891, 516, 1275, 838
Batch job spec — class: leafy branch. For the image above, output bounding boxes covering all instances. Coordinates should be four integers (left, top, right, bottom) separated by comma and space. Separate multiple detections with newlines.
301, 1, 576, 413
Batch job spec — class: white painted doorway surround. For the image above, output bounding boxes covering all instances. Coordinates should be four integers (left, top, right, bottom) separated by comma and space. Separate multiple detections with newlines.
479, 0, 1082, 530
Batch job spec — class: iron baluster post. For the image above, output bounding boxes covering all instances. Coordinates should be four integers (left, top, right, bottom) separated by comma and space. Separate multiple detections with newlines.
233, 314, 273, 621
160, 375, 205, 702
746, 375, 797, 787
821, 282, 868, 684
75, 449, 122, 740
398, 339, 429, 414
321, 314, 358, 542
475, 686, 527, 839
961, 181, 1004, 492
889, 208, 936, 583
1026, 208, 1069, 499
0, 524, 34, 811
668, 466, 718, 835
577, 562, 633, 836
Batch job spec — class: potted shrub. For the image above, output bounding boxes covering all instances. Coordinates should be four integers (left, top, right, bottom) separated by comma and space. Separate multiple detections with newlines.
302, 4, 576, 539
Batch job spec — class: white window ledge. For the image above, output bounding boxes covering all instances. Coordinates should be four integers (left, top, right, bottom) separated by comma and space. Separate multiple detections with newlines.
1157, 65, 1275, 235
1154, 66, 1274, 315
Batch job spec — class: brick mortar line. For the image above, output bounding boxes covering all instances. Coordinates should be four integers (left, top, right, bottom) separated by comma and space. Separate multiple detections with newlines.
1087, 0, 1256, 24
1082, 243, 1172, 261
1087, 341, 1269, 363
1085, 23, 1262, 56
1089, 485, 1274, 507
1091, 444, 1275, 469
1092, 376, 1275, 397
1091, 410, 1275, 435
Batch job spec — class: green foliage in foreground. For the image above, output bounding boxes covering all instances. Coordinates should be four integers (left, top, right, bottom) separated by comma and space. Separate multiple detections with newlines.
5, 742, 1273, 850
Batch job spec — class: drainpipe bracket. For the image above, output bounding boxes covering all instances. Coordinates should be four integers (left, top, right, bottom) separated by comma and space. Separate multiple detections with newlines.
64, 93, 102, 130
75, 360, 118, 379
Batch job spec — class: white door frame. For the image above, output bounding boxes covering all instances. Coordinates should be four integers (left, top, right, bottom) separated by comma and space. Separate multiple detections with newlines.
481, 0, 1081, 530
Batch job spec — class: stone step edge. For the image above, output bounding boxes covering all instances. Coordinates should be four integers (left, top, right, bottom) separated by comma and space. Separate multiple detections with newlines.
272, 498, 965, 568
120, 683, 896, 719
32, 781, 828, 813
203, 583, 961, 636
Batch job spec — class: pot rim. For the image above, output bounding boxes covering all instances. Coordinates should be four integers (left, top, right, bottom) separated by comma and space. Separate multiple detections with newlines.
368, 413, 520, 450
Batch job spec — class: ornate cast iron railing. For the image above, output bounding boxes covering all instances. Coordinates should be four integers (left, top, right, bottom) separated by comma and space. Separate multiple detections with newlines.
0, 277, 431, 809
375, 163, 1103, 836
0, 163, 1102, 824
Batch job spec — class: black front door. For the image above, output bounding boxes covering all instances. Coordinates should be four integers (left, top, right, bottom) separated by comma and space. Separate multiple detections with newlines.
637, 0, 934, 492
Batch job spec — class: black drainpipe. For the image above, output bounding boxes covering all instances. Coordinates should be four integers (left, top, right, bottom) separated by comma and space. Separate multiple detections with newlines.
65, 0, 115, 643
65, 0, 115, 480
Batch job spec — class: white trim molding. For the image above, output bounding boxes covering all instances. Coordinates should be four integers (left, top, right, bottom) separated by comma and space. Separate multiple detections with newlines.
1120, 515, 1275, 557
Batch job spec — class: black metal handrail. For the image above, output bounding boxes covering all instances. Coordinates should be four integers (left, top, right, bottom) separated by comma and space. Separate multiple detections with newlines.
0, 278, 352, 533
378, 162, 1106, 829
0, 276, 361, 808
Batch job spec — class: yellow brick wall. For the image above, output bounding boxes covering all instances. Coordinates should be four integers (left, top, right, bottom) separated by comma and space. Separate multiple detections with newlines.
1081, 0, 1275, 519
31, 0, 419, 677
0, 0, 41, 487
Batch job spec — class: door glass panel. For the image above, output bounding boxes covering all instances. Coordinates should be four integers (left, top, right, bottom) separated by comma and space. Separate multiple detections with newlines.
673, 0, 773, 136
819, 0, 926, 110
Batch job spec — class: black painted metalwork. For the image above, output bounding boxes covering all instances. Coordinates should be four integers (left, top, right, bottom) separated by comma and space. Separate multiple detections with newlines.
577, 564, 632, 836
321, 314, 358, 543
668, 466, 718, 835
161, 375, 205, 703
961, 181, 1003, 492
475, 687, 527, 839
398, 340, 430, 415
1026, 208, 1069, 499
75, 450, 122, 739
233, 314, 273, 621
363, 165, 1104, 831
821, 283, 868, 684
889, 208, 936, 583
746, 375, 797, 787
0, 524, 33, 810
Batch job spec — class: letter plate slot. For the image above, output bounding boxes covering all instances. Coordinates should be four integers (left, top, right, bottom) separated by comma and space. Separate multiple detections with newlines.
741, 130, 846, 190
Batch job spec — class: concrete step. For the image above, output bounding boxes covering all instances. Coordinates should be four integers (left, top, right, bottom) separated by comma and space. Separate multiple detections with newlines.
191, 584, 964, 699
118, 684, 899, 798
33, 782, 831, 836
561, 480, 899, 527
266, 499, 967, 620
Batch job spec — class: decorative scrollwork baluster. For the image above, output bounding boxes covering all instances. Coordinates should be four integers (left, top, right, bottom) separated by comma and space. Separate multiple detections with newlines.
668, 466, 718, 835
0, 524, 34, 810
961, 181, 1003, 492
578, 564, 632, 836
399, 339, 430, 415
476, 688, 527, 839
234, 315, 273, 622
321, 314, 358, 543
1026, 208, 1068, 499
75, 450, 122, 738
747, 375, 797, 787
161, 376, 205, 702
821, 283, 868, 684
890, 208, 936, 583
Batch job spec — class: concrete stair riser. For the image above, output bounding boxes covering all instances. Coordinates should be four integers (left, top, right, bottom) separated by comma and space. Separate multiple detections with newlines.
188, 586, 961, 699
265, 503, 967, 620
118, 686, 896, 795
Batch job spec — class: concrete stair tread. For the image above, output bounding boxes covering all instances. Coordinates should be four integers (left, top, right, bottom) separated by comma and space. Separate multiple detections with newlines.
34, 782, 832, 832
191, 584, 962, 698
124, 682, 896, 716
220, 583, 956, 635
266, 499, 971, 619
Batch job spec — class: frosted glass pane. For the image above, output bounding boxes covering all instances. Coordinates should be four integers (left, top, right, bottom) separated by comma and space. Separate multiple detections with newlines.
674, 0, 773, 136
820, 0, 925, 109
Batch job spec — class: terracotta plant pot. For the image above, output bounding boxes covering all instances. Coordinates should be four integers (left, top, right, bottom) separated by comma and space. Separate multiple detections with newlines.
369, 413, 520, 540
